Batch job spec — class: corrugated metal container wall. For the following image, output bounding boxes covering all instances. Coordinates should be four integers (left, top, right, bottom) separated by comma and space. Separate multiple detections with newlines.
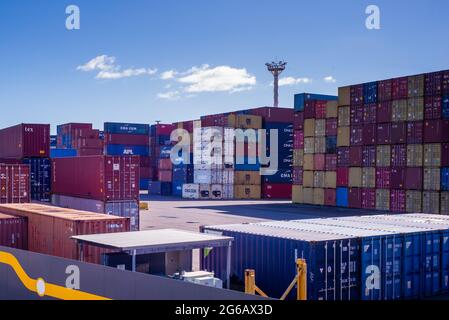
0, 164, 30, 203
0, 213, 27, 250
104, 122, 150, 135
0, 124, 50, 158
23, 158, 51, 202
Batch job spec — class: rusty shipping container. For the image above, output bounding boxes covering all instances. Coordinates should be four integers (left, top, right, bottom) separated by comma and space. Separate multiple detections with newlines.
0, 204, 130, 263
0, 124, 50, 158
0, 213, 27, 250
52, 155, 140, 201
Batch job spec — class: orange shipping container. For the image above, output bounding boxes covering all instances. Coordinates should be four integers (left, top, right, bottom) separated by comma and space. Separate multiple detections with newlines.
292, 186, 303, 204
313, 188, 324, 205
234, 171, 261, 185
234, 185, 261, 199
326, 101, 338, 118
349, 167, 362, 188
337, 127, 350, 147
303, 155, 314, 171
304, 119, 315, 137
338, 86, 351, 106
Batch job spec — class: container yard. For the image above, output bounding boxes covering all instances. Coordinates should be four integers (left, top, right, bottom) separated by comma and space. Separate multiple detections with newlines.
2, 2, 449, 314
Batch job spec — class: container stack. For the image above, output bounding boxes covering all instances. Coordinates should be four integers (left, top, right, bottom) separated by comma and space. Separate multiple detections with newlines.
0, 123, 51, 202
0, 164, 30, 203
171, 121, 194, 196
51, 155, 140, 231
291, 94, 339, 206
104, 122, 150, 190
55, 123, 103, 157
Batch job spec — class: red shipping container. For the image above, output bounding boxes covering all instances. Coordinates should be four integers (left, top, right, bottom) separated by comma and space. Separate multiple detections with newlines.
391, 145, 407, 167
105, 133, 149, 146
140, 156, 151, 167
52, 156, 140, 201
315, 101, 327, 119
424, 96, 442, 120
392, 77, 409, 100
377, 123, 392, 145
361, 188, 376, 209
0, 124, 50, 158
337, 168, 349, 186
0, 213, 27, 250
262, 183, 292, 199
350, 85, 364, 105
377, 102, 392, 123
324, 189, 336, 206
349, 146, 363, 166
362, 124, 377, 145
424, 120, 443, 143
443, 70, 449, 94
0, 164, 30, 203
350, 105, 364, 125
304, 101, 316, 119
363, 104, 377, 124
443, 143, 449, 166
407, 121, 424, 144
405, 167, 423, 190
158, 158, 173, 171
152, 124, 176, 136
362, 146, 376, 167
325, 154, 337, 171
376, 168, 391, 189
293, 112, 304, 130
314, 154, 325, 171
293, 168, 303, 185
77, 148, 103, 156
0, 203, 130, 264
158, 170, 172, 182
391, 123, 407, 144
348, 188, 362, 208
390, 167, 406, 189
294, 130, 304, 149
378, 79, 392, 102
140, 167, 151, 179
390, 189, 406, 213
350, 126, 363, 146
251, 107, 294, 123
337, 147, 350, 167
425, 72, 443, 96
325, 118, 338, 136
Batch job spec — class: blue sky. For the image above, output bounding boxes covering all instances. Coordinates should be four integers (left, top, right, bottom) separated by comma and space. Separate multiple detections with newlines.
0, 0, 448, 133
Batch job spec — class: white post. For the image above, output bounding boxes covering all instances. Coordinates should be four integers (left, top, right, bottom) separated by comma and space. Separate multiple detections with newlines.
226, 241, 232, 289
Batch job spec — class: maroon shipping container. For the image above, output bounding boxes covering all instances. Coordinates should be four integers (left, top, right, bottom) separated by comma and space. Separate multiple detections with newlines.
315, 101, 327, 119
392, 77, 409, 100
377, 102, 392, 123
391, 123, 407, 144
294, 130, 304, 149
350, 85, 364, 105
443, 120, 449, 142
158, 170, 172, 182
173, 120, 194, 133
262, 184, 292, 199
293, 168, 303, 185
324, 189, 336, 206
325, 118, 338, 136
337, 147, 350, 167
158, 158, 173, 171
390, 167, 405, 189
304, 101, 316, 119
152, 124, 176, 136
443, 143, 449, 167
250, 107, 294, 123
377, 123, 392, 145
350, 105, 364, 125
0, 164, 30, 203
52, 156, 140, 201
314, 154, 325, 171
424, 96, 442, 120
140, 167, 151, 179
425, 72, 443, 96
362, 146, 376, 167
348, 188, 362, 208
362, 124, 377, 145
104, 133, 149, 146
337, 168, 349, 187
405, 167, 423, 190
444, 70, 449, 94
140, 156, 151, 167
376, 168, 391, 189
407, 121, 424, 144
0, 124, 50, 158
378, 79, 392, 102
325, 154, 337, 171
390, 189, 406, 213
77, 148, 103, 156
350, 126, 363, 146
391, 145, 407, 167
361, 188, 376, 209
0, 213, 27, 250
424, 120, 443, 143
293, 112, 304, 130
363, 104, 377, 124
349, 147, 363, 166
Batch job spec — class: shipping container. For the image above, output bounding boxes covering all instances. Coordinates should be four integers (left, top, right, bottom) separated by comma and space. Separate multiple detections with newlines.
262, 169, 292, 184
148, 181, 172, 196
0, 164, 30, 203
262, 184, 292, 199
424, 144, 441, 167
424, 168, 441, 191
314, 154, 325, 171
392, 100, 409, 122
406, 191, 422, 213
363, 82, 378, 104
350, 84, 364, 105
0, 124, 50, 158
425, 72, 443, 96
424, 96, 442, 120
407, 98, 424, 121
182, 184, 199, 199
50, 148, 77, 158
363, 104, 377, 124
376, 168, 391, 189
390, 189, 406, 213
337, 147, 350, 167
338, 87, 350, 106
376, 145, 391, 167
391, 123, 407, 144
336, 187, 348, 207
408, 74, 425, 98
105, 122, 149, 135
441, 192, 449, 214
376, 189, 390, 211
377, 102, 392, 123
324, 188, 336, 206
325, 154, 337, 171
350, 105, 364, 125
52, 156, 140, 201
361, 167, 375, 188
361, 188, 376, 209
234, 185, 261, 199
391, 145, 407, 167
423, 192, 440, 214
250, 107, 294, 123
24, 158, 51, 202
349, 147, 362, 166
377, 123, 392, 145
337, 168, 349, 187
405, 168, 423, 190
338, 107, 350, 127
407, 144, 423, 167
378, 80, 392, 102
407, 121, 424, 144
350, 126, 363, 146
337, 127, 350, 147
362, 146, 376, 167
349, 167, 362, 188
104, 133, 149, 146
105, 144, 149, 156
0, 213, 27, 250
392, 77, 408, 100
294, 93, 338, 112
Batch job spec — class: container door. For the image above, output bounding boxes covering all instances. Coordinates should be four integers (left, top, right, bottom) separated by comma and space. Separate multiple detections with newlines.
441, 232, 449, 293
361, 237, 382, 300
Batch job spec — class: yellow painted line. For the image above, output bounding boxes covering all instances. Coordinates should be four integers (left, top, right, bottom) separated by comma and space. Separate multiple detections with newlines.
0, 251, 111, 300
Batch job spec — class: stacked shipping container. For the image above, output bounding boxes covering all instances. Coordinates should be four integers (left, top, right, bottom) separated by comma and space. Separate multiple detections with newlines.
56, 123, 103, 156
0, 213, 27, 250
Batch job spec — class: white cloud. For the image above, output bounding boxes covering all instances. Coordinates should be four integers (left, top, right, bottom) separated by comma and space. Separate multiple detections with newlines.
77, 55, 157, 80
324, 76, 337, 83
160, 70, 177, 80
277, 77, 312, 86
177, 64, 256, 93
157, 91, 181, 100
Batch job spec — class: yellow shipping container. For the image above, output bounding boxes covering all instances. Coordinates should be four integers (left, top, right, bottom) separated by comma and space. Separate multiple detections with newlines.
337, 127, 350, 147
292, 186, 303, 204
303, 171, 314, 188
324, 171, 337, 189
303, 155, 314, 171
326, 101, 338, 118
304, 119, 315, 137
338, 86, 350, 106
234, 185, 261, 199
234, 171, 261, 185
303, 188, 314, 205
293, 149, 304, 167
349, 167, 362, 188
313, 188, 325, 205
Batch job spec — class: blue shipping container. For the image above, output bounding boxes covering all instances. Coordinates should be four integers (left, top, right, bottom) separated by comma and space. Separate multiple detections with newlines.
172, 182, 183, 197
294, 93, 338, 112
336, 187, 349, 207
105, 144, 149, 156
140, 178, 150, 190
326, 136, 337, 154
261, 168, 292, 184
23, 158, 51, 202
235, 156, 260, 171
104, 201, 140, 232
50, 148, 77, 158
443, 96, 449, 119
442, 168, 449, 191
104, 122, 149, 135
363, 82, 378, 104
148, 181, 172, 196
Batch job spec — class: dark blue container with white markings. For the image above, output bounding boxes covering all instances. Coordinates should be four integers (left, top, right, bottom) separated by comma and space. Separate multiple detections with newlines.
23, 157, 51, 202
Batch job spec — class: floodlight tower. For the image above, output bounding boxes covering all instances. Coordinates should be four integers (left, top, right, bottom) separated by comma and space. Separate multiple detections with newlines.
266, 60, 287, 107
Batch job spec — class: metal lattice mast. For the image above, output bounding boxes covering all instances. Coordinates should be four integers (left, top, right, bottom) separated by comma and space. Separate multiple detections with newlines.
266, 61, 287, 107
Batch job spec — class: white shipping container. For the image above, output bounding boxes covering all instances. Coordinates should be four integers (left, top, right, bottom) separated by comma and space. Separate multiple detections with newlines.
199, 184, 211, 199
222, 169, 235, 184
210, 184, 223, 200
182, 184, 200, 199
222, 184, 234, 199
194, 169, 223, 184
